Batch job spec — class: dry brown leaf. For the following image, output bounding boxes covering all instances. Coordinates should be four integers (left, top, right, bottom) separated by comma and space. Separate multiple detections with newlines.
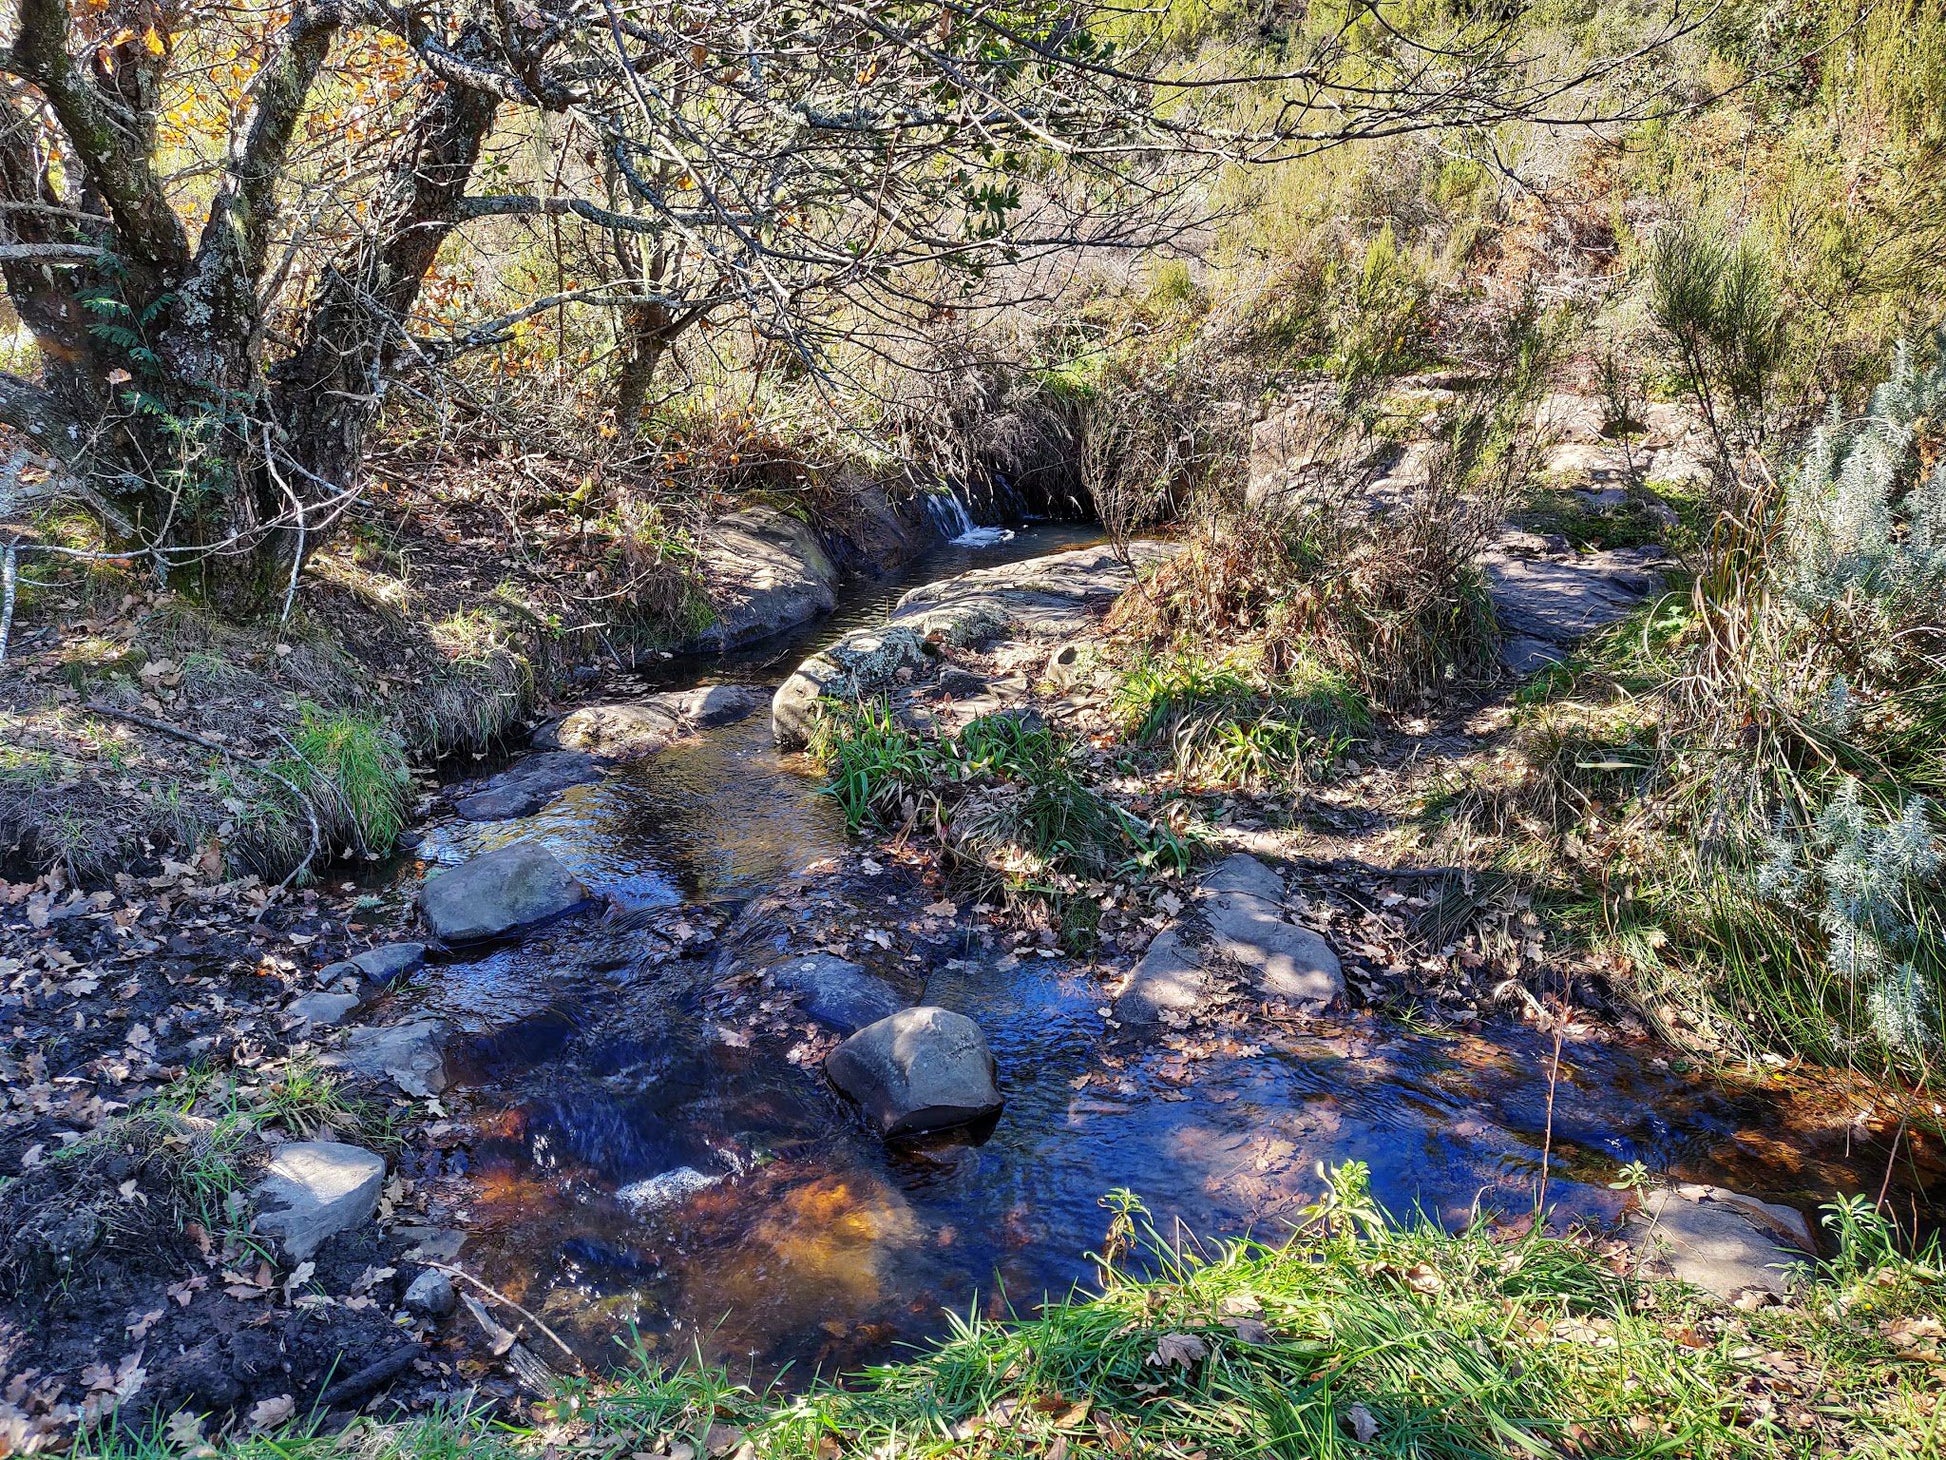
1146, 1332, 1207, 1369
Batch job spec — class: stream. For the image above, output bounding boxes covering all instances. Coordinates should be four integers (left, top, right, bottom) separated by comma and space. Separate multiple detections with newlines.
370, 526, 1937, 1382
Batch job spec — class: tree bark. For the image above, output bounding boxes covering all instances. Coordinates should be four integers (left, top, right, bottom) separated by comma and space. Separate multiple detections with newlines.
272, 19, 503, 496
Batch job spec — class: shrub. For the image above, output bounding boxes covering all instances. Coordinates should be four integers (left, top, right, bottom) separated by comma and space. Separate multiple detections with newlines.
1112, 303, 1559, 708
809, 702, 1186, 893
1577, 336, 1946, 1072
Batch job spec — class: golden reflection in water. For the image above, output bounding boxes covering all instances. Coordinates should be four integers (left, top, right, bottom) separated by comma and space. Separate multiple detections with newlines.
663, 1168, 922, 1358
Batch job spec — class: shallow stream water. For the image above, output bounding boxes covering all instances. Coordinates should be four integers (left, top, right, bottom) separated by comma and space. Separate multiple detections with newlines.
381, 527, 1938, 1381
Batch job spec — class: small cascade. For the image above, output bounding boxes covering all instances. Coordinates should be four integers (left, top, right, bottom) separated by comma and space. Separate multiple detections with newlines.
922, 485, 1014, 548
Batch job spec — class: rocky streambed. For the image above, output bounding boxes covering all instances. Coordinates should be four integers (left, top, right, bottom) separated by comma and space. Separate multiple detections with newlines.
260, 530, 1942, 1393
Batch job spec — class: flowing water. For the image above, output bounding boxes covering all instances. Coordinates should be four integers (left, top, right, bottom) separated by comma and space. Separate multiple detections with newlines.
378, 527, 1940, 1382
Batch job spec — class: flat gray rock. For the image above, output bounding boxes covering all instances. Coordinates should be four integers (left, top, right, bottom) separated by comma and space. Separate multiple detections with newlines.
350, 942, 426, 984
418, 840, 589, 942
826, 1006, 1003, 1138
1202, 892, 1344, 1005
453, 751, 601, 820
1624, 1184, 1814, 1298
768, 954, 908, 1034
1484, 543, 1666, 662
252, 1141, 386, 1261
1199, 852, 1285, 905
329, 1021, 449, 1097
684, 508, 839, 652
1113, 927, 1207, 1024
287, 990, 361, 1028
888, 544, 1172, 646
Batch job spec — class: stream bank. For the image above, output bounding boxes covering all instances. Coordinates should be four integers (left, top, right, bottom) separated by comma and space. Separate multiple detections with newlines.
1, 528, 1938, 1443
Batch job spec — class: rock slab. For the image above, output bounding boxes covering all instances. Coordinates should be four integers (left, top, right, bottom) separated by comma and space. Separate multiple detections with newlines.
1483, 541, 1667, 674
1624, 1184, 1814, 1298
826, 1007, 1003, 1137
330, 1021, 449, 1097
252, 1141, 386, 1261
1115, 853, 1343, 1024
419, 840, 589, 943
350, 942, 426, 983
768, 954, 909, 1034
287, 990, 361, 1029
685, 508, 839, 652
453, 752, 601, 820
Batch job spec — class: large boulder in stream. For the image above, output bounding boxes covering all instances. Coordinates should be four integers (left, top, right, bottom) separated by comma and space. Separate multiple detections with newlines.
684, 508, 839, 652
826, 1007, 1003, 1138
772, 627, 930, 749
418, 840, 589, 943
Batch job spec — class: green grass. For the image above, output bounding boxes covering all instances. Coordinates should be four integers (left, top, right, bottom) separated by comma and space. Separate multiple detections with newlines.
1113, 652, 1369, 790
284, 703, 412, 851
809, 701, 1188, 891
77, 1167, 1946, 1459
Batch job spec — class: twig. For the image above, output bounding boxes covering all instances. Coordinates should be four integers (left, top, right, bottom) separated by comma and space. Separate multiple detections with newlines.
79, 701, 321, 890
425, 1260, 583, 1367
1536, 1001, 1567, 1216
0, 540, 16, 665
316, 1344, 421, 1409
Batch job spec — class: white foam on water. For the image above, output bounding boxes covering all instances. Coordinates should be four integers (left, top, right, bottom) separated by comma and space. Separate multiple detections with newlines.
616, 1166, 719, 1213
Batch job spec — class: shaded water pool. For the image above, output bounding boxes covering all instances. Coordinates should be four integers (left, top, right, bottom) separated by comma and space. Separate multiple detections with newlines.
385, 533, 1937, 1382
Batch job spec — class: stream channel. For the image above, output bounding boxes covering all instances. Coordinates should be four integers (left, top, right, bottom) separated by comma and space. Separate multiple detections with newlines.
365, 525, 1937, 1383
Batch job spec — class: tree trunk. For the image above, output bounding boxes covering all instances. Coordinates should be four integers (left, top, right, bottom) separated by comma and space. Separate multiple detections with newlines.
612, 300, 675, 431
273, 21, 502, 498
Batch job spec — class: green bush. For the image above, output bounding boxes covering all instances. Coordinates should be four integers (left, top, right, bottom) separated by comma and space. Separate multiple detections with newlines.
809, 702, 1186, 891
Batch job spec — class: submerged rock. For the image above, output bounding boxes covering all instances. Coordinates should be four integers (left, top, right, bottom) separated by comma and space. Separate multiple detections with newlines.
252, 1141, 386, 1261
329, 1021, 449, 1097
452, 751, 601, 820
767, 954, 908, 1035
825, 1007, 1003, 1137
615, 1166, 720, 1213
1624, 1184, 1815, 1299
418, 840, 589, 943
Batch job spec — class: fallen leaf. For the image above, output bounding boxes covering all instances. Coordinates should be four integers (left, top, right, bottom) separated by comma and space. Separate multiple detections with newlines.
1146, 1332, 1207, 1369
1221, 1315, 1274, 1345
125, 1308, 164, 1340
246, 1395, 294, 1431
1344, 1403, 1378, 1442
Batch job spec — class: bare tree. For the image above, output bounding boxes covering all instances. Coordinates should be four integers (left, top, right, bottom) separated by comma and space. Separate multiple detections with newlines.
0, 0, 1705, 614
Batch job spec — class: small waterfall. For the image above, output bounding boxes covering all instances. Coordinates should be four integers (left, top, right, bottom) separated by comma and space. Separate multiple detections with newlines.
923, 485, 1014, 548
